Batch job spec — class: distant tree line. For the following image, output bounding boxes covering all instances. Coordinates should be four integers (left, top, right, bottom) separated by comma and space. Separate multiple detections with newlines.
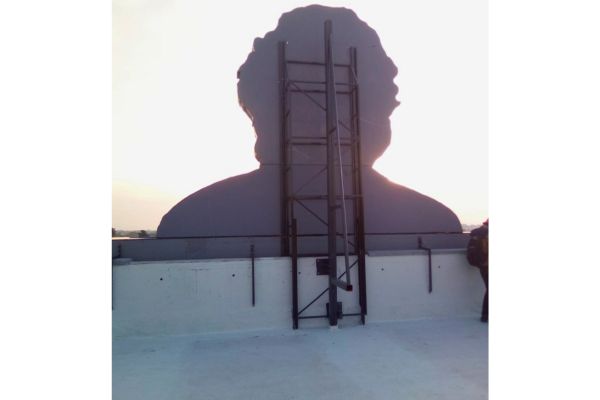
461, 224, 481, 233
112, 228, 157, 238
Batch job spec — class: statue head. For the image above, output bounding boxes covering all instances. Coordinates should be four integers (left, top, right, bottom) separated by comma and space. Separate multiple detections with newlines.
237, 5, 399, 167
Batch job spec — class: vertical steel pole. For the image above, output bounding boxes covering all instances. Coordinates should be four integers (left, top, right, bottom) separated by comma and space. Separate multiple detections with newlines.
350, 46, 367, 323
324, 20, 338, 326
291, 219, 299, 329
279, 41, 290, 257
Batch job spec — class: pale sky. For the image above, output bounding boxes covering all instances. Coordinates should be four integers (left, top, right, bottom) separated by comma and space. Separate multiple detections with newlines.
113, 0, 488, 230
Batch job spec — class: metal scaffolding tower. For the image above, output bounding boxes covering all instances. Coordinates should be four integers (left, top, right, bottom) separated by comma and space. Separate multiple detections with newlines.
279, 20, 367, 328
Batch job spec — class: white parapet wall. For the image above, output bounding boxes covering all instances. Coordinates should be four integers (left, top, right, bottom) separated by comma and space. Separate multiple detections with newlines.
112, 250, 485, 337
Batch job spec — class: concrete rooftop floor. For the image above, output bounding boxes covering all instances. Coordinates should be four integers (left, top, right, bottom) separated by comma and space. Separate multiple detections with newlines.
113, 318, 488, 400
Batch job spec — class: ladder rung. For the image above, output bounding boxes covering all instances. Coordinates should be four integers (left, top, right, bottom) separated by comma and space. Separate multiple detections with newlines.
287, 79, 356, 87
290, 89, 352, 95
288, 138, 352, 146
286, 59, 351, 68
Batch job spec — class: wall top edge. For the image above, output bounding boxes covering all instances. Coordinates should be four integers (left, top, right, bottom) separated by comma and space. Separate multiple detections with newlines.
113, 248, 467, 266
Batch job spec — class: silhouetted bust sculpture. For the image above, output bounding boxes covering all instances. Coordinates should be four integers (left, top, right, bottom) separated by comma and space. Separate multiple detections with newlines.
157, 5, 462, 252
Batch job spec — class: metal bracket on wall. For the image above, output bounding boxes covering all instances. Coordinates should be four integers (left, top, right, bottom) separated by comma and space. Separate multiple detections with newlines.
251, 244, 256, 306
418, 237, 433, 293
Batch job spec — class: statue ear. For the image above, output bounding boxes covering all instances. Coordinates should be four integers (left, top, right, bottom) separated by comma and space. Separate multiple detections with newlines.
252, 37, 263, 52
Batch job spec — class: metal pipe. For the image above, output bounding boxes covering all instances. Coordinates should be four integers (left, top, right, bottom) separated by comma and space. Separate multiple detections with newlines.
333, 71, 352, 289
324, 20, 338, 326
350, 46, 368, 323
349, 46, 362, 318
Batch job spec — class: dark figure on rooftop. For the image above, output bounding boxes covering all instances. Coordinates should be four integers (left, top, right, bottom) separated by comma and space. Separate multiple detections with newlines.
157, 5, 462, 251
469, 219, 489, 322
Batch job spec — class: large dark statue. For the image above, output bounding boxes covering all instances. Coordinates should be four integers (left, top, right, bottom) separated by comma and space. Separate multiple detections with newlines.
157, 5, 463, 252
